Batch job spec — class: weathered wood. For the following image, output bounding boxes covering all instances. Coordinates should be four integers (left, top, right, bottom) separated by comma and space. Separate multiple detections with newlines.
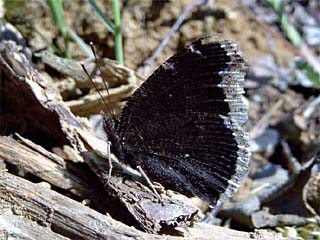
0, 172, 289, 240
0, 208, 69, 240
66, 87, 127, 117
0, 136, 89, 197
0, 40, 72, 147
35, 50, 144, 117
0, 135, 113, 212
0, 172, 167, 240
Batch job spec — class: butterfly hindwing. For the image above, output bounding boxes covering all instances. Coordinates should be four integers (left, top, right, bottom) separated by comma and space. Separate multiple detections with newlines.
110, 38, 250, 206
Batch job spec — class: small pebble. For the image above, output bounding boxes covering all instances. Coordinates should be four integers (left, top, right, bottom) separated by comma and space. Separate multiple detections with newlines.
82, 199, 91, 206
282, 227, 298, 238
36, 181, 51, 189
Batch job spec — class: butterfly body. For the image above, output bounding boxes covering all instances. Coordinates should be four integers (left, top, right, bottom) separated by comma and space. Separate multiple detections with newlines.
104, 37, 250, 207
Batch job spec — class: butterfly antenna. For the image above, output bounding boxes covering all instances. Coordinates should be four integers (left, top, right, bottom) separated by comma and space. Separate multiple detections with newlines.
90, 42, 116, 119
81, 63, 113, 118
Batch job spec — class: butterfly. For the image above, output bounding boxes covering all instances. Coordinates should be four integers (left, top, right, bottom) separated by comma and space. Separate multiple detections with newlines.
103, 36, 250, 207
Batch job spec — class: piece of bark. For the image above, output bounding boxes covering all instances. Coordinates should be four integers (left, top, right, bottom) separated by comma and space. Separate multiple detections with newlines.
35, 50, 144, 89
35, 50, 143, 117
0, 40, 74, 146
0, 135, 89, 197
0, 208, 69, 240
0, 135, 111, 214
66, 88, 127, 117
0, 172, 166, 240
0, 172, 292, 240
260, 157, 318, 216
306, 172, 320, 214
221, 156, 319, 228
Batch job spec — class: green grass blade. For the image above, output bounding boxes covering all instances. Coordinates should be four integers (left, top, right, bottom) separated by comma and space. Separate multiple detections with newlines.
266, 0, 302, 47
45, 0, 71, 58
67, 27, 94, 58
113, 0, 123, 65
295, 59, 320, 88
86, 0, 115, 33
266, 0, 320, 86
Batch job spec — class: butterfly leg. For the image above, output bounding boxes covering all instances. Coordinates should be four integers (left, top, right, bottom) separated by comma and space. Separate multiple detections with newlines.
137, 166, 162, 203
106, 141, 113, 177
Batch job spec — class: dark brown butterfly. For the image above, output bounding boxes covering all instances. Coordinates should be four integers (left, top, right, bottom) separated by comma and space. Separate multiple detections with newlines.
104, 37, 250, 206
